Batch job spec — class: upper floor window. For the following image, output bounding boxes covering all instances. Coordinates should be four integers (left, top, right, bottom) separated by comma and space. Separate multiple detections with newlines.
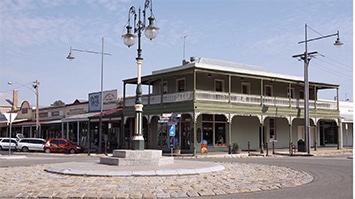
287, 87, 295, 98
176, 78, 185, 92
215, 79, 224, 92
264, 85, 273, 96
162, 81, 168, 94
241, 82, 250, 94
300, 90, 304, 99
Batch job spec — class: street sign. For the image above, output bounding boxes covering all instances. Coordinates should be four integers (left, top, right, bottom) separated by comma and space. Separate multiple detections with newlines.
3, 113, 17, 124
169, 125, 175, 136
169, 136, 175, 149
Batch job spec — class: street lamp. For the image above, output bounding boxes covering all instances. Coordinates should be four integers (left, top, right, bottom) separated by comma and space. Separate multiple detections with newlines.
8, 80, 40, 137
66, 37, 111, 154
293, 23, 343, 155
122, 0, 159, 150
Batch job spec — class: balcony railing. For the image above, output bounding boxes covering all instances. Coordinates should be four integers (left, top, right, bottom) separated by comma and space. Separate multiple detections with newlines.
124, 90, 338, 110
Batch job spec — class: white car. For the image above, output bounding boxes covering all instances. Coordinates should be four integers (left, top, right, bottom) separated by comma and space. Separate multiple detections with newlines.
0, 138, 18, 150
16, 138, 46, 152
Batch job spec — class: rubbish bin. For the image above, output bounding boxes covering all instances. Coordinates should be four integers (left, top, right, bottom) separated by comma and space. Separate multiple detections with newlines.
297, 139, 306, 152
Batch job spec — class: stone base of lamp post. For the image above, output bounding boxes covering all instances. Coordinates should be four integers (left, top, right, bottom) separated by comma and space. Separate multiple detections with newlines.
100, 149, 174, 166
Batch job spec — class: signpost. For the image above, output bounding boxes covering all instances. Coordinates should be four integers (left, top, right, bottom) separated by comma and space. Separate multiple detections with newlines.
3, 113, 18, 156
169, 124, 175, 155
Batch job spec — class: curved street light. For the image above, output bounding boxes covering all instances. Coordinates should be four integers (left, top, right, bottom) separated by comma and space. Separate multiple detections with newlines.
8, 80, 40, 137
122, 0, 159, 150
66, 38, 111, 154
293, 23, 343, 155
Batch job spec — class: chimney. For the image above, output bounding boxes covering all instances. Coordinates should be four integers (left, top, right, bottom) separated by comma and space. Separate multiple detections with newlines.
12, 89, 18, 110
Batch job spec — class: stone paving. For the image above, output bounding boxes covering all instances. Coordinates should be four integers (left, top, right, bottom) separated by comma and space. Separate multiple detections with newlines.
0, 159, 313, 199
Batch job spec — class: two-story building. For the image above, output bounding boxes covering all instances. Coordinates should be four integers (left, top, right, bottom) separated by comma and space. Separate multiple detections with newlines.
122, 57, 341, 154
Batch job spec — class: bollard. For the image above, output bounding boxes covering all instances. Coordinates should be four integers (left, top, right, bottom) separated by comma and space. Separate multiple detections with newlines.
289, 143, 292, 156
265, 142, 269, 156
272, 141, 275, 154
248, 141, 250, 156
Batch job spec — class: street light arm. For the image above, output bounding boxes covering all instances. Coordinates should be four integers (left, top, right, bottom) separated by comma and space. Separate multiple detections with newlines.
8, 81, 37, 95
71, 48, 111, 56
298, 32, 341, 44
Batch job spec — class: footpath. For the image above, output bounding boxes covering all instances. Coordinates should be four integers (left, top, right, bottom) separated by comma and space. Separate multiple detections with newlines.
0, 147, 352, 199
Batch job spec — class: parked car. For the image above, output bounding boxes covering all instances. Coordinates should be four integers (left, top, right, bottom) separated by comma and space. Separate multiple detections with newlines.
44, 138, 83, 154
0, 138, 18, 150
16, 138, 46, 152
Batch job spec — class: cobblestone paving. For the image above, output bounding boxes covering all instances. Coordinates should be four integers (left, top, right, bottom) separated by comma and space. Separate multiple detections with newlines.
0, 162, 313, 199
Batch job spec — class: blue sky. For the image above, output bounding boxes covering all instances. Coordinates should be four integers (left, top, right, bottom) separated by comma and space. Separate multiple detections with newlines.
0, 0, 353, 107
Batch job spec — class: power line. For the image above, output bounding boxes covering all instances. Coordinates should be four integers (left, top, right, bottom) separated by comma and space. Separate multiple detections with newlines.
311, 61, 352, 80
317, 53, 352, 72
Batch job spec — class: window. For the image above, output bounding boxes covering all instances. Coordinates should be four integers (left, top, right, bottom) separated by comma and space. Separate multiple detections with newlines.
265, 85, 273, 96
176, 78, 185, 92
300, 90, 304, 99
287, 87, 295, 98
215, 79, 224, 92
162, 81, 168, 94
241, 82, 250, 94
202, 122, 213, 145
269, 118, 276, 140
215, 123, 226, 146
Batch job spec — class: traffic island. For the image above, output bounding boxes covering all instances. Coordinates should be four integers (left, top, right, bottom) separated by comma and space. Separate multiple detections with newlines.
99, 149, 174, 166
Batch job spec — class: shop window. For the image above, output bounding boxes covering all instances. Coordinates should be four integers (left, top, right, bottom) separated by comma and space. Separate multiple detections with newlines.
202, 114, 213, 121
215, 123, 226, 146
215, 114, 226, 121
241, 82, 250, 94
202, 122, 213, 145
215, 79, 224, 92
176, 78, 185, 92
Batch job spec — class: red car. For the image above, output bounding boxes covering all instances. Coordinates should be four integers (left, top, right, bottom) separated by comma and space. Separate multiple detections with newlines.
44, 138, 83, 154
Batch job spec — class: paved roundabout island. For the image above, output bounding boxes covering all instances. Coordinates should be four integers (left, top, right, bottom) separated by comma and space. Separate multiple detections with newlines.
0, 158, 313, 198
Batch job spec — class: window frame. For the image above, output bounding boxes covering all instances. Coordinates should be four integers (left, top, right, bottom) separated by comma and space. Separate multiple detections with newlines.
214, 79, 224, 92
241, 82, 251, 94
176, 78, 186, 92
264, 85, 273, 96
162, 81, 168, 94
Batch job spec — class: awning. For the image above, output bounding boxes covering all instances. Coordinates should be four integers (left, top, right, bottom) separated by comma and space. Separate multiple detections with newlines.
62, 112, 99, 122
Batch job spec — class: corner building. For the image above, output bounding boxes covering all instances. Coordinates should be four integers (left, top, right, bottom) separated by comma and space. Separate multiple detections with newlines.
122, 57, 341, 154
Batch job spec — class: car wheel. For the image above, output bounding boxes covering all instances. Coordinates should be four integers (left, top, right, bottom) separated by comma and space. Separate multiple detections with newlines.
69, 149, 76, 154
0, 146, 2, 150
44, 148, 51, 153
22, 147, 29, 152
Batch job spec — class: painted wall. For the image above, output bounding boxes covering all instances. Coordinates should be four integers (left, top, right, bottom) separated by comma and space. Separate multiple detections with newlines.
231, 116, 260, 150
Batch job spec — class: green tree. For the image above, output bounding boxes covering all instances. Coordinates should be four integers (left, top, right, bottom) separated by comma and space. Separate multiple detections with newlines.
51, 100, 65, 107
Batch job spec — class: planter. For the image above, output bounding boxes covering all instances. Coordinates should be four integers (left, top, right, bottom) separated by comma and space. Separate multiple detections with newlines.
232, 149, 241, 154
173, 149, 181, 155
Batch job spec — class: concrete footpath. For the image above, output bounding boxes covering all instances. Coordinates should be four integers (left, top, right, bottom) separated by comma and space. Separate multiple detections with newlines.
0, 147, 352, 199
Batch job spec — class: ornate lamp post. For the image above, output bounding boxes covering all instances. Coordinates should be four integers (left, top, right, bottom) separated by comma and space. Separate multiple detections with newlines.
66, 38, 111, 154
293, 23, 343, 155
122, 0, 159, 150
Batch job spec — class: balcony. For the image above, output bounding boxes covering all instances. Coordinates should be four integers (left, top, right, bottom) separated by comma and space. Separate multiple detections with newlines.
124, 90, 338, 110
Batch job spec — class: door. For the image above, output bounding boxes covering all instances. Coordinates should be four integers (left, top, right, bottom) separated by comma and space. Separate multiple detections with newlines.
180, 121, 191, 150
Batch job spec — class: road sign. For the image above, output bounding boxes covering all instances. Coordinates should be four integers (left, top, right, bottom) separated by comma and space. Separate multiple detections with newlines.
169, 136, 175, 149
169, 125, 175, 136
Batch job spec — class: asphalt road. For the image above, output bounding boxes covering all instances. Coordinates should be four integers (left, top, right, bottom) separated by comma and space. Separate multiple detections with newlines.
0, 152, 352, 199
196, 155, 353, 199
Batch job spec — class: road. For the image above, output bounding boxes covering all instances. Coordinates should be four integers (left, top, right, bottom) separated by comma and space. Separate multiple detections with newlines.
0, 152, 352, 199
196, 155, 353, 199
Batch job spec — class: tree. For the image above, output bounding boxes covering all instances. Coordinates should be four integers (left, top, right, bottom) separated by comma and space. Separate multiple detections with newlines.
51, 100, 65, 107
